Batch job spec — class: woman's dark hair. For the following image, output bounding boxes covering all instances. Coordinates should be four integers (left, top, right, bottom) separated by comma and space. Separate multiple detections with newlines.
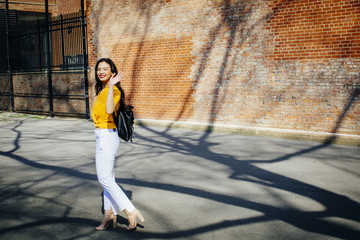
94, 58, 126, 110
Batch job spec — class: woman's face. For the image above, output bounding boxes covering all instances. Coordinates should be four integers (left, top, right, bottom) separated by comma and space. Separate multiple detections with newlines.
97, 61, 112, 82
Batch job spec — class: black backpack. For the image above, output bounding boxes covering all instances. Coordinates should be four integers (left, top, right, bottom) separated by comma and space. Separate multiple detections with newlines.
113, 105, 135, 142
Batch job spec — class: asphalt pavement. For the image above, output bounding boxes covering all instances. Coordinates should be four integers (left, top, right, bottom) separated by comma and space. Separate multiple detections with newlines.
0, 113, 359, 240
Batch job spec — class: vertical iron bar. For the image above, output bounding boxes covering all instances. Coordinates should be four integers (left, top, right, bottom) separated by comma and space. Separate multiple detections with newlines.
81, 0, 90, 119
5, 0, 14, 112
60, 14, 66, 70
16, 13, 20, 71
45, 0, 53, 117
37, 19, 42, 71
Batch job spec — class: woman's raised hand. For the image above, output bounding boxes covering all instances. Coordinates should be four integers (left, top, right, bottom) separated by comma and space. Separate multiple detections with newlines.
109, 72, 125, 86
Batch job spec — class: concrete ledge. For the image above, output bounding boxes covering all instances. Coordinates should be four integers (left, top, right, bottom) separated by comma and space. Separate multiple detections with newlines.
136, 119, 360, 147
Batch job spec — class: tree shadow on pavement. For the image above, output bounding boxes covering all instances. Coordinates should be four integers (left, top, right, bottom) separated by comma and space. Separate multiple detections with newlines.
131, 124, 359, 239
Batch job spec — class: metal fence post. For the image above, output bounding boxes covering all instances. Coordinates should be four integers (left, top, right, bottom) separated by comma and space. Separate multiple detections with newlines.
37, 19, 42, 71
45, 0, 54, 117
81, 0, 90, 120
60, 14, 66, 70
5, 0, 14, 112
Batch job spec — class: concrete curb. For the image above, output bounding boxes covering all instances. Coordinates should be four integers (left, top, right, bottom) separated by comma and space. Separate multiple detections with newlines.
136, 119, 360, 147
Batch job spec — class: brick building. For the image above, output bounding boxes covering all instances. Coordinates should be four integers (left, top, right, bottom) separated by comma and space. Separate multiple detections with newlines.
86, 0, 359, 140
1, 0, 359, 143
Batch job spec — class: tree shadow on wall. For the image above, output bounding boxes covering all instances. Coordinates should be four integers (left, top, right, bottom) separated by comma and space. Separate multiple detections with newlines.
168, 0, 279, 127
123, 0, 164, 103
119, 0, 282, 127
327, 85, 360, 143
169, 0, 360, 138
106, 0, 171, 109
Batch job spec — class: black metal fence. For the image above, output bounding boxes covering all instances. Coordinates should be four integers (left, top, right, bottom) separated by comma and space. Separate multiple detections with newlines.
0, 11, 86, 72
0, 2, 89, 119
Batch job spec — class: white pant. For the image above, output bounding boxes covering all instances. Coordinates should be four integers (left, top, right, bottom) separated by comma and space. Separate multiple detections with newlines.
95, 128, 135, 215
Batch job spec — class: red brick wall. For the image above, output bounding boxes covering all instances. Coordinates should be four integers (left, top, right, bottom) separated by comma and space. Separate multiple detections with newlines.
57, 0, 81, 15
85, 0, 359, 135
268, 0, 360, 60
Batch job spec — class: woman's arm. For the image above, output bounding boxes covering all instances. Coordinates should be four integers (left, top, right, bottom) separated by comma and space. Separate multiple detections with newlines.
106, 72, 125, 114
106, 86, 116, 114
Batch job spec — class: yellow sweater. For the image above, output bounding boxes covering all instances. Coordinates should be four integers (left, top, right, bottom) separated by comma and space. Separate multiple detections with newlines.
92, 85, 121, 129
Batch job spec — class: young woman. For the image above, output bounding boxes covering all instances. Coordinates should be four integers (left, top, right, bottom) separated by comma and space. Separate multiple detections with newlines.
92, 58, 144, 231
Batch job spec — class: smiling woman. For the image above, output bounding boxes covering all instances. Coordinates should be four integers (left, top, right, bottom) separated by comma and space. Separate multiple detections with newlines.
97, 62, 112, 82
91, 58, 145, 231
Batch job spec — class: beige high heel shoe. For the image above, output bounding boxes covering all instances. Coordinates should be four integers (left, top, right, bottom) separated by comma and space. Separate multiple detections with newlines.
95, 210, 117, 230
124, 209, 145, 231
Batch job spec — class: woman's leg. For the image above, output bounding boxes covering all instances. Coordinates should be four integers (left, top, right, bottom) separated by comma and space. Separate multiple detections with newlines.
95, 129, 135, 213
104, 189, 118, 215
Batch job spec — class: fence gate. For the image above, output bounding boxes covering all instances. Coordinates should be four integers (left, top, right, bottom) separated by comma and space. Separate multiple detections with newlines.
0, 1, 89, 119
